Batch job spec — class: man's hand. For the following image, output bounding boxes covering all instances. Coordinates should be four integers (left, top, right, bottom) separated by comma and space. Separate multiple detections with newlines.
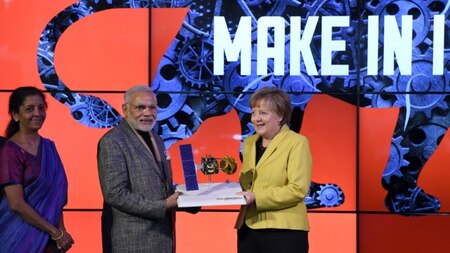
165, 192, 181, 210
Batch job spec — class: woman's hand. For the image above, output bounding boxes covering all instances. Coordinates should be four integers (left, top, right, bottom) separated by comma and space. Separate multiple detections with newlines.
53, 229, 74, 252
237, 191, 255, 205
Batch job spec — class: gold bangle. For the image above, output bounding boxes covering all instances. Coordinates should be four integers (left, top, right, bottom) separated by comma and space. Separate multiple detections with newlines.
51, 229, 64, 240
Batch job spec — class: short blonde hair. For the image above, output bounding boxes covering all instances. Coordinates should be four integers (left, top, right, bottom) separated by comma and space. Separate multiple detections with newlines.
250, 87, 292, 126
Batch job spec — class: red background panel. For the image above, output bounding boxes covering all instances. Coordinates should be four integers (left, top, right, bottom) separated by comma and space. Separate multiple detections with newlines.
359, 214, 450, 253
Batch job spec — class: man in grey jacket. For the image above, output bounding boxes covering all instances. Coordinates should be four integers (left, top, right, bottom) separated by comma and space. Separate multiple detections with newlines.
98, 85, 180, 253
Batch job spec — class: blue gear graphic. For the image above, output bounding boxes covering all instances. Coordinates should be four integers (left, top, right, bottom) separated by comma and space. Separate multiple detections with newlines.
382, 136, 409, 185
385, 187, 440, 214
316, 184, 345, 207
305, 182, 345, 209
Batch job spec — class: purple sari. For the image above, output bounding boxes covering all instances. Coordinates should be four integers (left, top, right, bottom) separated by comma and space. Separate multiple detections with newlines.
0, 138, 68, 253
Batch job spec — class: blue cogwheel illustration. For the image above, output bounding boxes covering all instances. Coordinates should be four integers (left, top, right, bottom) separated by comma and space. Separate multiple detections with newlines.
273, 74, 320, 111
362, 75, 397, 108
126, 0, 150, 8
170, 0, 215, 37
382, 135, 410, 185
151, 0, 193, 8
175, 37, 218, 89
385, 186, 440, 214
316, 183, 345, 207
243, 0, 267, 6
399, 107, 450, 175
387, 59, 449, 118
223, 59, 275, 114
68, 93, 122, 128
241, 0, 294, 17
305, 182, 345, 209
152, 55, 190, 121
159, 123, 191, 149
365, 0, 438, 47
302, 0, 362, 92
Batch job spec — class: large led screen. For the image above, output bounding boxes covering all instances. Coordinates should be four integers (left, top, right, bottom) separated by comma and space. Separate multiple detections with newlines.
1, 0, 449, 252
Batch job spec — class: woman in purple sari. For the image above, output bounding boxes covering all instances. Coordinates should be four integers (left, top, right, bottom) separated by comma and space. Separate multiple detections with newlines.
0, 86, 74, 253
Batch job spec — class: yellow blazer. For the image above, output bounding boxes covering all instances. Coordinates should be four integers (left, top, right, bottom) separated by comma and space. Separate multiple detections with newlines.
236, 124, 312, 231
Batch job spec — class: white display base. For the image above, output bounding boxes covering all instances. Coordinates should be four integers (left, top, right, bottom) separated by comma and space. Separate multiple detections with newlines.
176, 182, 246, 207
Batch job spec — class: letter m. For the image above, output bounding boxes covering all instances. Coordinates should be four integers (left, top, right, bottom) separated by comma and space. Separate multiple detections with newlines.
213, 16, 252, 75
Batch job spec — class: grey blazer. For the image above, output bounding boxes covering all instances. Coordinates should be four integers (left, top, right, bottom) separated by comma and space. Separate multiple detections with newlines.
98, 119, 175, 253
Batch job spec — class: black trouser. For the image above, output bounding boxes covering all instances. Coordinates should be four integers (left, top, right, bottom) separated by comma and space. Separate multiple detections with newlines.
101, 202, 113, 253
237, 223, 309, 253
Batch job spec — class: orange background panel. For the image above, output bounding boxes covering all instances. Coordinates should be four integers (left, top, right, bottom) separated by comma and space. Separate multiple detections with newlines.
55, 9, 149, 91
0, 93, 10, 130
63, 211, 102, 253
308, 213, 356, 253
47, 93, 123, 209
0, 0, 77, 88
301, 95, 357, 211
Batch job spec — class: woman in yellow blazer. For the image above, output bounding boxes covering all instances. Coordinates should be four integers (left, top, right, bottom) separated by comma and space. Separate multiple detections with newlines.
236, 87, 312, 253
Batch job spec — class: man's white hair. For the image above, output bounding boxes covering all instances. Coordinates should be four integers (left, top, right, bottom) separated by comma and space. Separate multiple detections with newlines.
124, 85, 155, 104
